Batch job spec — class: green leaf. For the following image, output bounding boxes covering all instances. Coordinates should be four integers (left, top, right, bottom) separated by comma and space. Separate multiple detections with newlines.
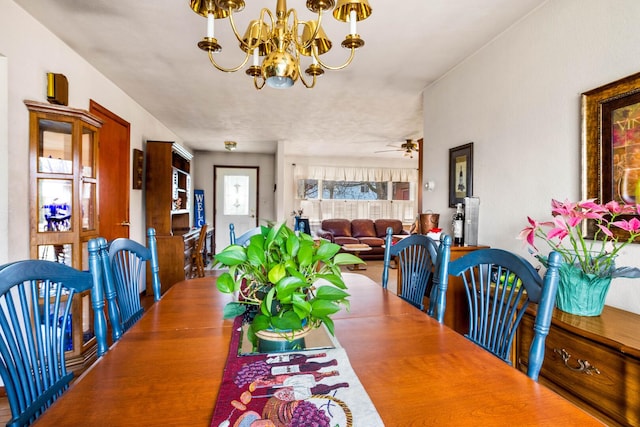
215, 273, 237, 293
213, 245, 247, 266
248, 232, 266, 248
268, 263, 286, 284
285, 233, 300, 257
311, 299, 341, 317
333, 253, 365, 266
297, 245, 314, 267
271, 310, 303, 331
285, 267, 306, 282
222, 302, 246, 319
261, 288, 276, 316
246, 243, 265, 266
315, 286, 350, 301
316, 242, 341, 260
319, 316, 335, 335
251, 313, 270, 333
291, 293, 312, 318
315, 273, 347, 289
275, 276, 306, 300
266, 222, 286, 246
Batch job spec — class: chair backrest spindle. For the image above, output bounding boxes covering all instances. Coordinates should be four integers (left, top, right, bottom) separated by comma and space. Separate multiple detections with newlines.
0, 259, 105, 426
445, 248, 561, 380
97, 228, 161, 345
382, 227, 447, 318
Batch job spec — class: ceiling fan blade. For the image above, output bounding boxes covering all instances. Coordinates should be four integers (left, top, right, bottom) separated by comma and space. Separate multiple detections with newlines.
374, 149, 402, 153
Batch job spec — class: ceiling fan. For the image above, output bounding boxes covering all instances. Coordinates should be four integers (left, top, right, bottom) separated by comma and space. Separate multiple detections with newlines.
375, 139, 419, 158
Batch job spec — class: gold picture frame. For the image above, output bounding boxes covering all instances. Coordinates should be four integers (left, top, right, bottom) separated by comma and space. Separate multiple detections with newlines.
582, 71, 640, 241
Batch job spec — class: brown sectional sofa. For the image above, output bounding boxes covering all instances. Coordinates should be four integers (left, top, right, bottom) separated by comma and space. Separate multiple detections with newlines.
316, 218, 408, 259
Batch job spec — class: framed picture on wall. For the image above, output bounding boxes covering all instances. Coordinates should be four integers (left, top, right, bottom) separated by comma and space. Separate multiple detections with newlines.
449, 142, 474, 207
583, 71, 640, 241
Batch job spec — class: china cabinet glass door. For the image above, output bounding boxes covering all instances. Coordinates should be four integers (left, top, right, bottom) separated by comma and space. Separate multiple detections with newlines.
26, 100, 102, 373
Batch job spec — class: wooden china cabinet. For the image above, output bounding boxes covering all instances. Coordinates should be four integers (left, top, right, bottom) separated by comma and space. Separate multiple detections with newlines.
144, 140, 196, 294
26, 100, 102, 374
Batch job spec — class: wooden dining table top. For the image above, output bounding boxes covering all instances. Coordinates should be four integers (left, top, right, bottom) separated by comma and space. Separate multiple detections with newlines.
33, 273, 602, 426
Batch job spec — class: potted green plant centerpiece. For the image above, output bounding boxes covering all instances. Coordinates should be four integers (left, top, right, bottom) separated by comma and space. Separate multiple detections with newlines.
213, 222, 364, 351
520, 199, 640, 316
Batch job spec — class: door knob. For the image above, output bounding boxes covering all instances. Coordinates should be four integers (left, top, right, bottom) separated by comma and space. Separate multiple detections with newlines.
118, 221, 131, 226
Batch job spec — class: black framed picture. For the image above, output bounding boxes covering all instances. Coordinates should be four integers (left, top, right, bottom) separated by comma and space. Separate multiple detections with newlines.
449, 142, 474, 207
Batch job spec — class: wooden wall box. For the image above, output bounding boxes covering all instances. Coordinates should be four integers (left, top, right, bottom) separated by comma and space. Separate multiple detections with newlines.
46, 73, 68, 106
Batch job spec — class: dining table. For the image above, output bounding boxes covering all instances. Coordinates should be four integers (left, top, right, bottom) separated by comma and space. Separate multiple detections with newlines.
32, 273, 603, 426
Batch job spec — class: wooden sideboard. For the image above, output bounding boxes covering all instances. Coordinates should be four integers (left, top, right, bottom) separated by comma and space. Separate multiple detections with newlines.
516, 305, 640, 426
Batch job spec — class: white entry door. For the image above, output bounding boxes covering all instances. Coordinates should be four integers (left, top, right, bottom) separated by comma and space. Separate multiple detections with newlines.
214, 166, 258, 253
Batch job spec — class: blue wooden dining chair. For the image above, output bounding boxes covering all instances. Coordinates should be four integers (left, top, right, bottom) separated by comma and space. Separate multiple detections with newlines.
0, 257, 107, 427
97, 227, 161, 344
382, 228, 450, 318
229, 223, 265, 246
445, 248, 561, 380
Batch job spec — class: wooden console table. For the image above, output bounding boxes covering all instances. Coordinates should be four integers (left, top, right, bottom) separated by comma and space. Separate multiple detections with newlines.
516, 305, 640, 426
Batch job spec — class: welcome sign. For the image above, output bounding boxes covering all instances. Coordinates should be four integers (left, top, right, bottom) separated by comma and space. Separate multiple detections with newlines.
194, 189, 205, 227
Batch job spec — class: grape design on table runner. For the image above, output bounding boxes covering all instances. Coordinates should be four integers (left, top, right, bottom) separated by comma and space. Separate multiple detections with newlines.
218, 352, 353, 427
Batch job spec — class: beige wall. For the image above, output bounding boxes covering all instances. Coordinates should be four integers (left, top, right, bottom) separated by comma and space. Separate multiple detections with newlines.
0, 0, 182, 264
423, 0, 640, 313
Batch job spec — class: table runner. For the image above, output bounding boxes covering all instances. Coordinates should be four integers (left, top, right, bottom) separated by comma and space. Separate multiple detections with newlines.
210, 317, 385, 427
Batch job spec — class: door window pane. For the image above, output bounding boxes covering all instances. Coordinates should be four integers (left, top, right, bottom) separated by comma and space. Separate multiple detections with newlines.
224, 175, 249, 215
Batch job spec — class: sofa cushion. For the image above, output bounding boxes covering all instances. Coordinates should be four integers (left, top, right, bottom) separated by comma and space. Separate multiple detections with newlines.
334, 236, 360, 245
351, 219, 377, 238
358, 236, 385, 247
321, 219, 352, 237
375, 219, 404, 237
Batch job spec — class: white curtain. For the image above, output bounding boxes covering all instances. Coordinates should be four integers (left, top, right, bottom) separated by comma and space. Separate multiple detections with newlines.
293, 164, 418, 182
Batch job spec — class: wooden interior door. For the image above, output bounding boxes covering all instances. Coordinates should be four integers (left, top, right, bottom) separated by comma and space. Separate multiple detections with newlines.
90, 100, 130, 241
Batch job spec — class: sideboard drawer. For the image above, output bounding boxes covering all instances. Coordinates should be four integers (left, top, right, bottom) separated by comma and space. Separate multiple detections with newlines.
517, 309, 640, 427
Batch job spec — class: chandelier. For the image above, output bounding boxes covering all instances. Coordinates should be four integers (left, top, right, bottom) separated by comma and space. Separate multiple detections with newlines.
189, 0, 372, 90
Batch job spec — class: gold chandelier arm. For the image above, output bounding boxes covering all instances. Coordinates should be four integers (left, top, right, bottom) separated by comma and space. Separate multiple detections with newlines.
291, 9, 323, 52
253, 76, 266, 90
207, 49, 251, 72
313, 45, 356, 70
298, 71, 317, 89
231, 7, 275, 51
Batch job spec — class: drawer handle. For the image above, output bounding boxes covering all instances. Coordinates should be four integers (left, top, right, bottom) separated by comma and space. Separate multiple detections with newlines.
553, 348, 600, 375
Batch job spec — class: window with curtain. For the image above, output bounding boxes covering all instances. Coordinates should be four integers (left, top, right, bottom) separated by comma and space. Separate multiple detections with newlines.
294, 165, 417, 228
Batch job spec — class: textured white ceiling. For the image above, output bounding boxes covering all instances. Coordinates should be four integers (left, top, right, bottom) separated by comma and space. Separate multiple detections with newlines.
14, 0, 547, 160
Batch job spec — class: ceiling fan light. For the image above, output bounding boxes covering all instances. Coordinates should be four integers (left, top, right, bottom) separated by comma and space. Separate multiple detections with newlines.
262, 51, 298, 89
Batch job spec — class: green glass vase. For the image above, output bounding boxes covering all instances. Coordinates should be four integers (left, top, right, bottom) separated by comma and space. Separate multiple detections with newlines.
556, 263, 612, 316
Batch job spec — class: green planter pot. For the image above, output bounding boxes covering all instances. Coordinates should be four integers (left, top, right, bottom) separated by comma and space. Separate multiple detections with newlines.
556, 263, 612, 316
254, 325, 313, 353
